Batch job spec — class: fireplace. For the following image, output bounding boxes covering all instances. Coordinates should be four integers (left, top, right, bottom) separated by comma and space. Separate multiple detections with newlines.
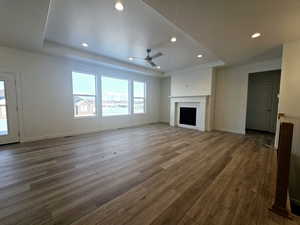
169, 96, 208, 131
179, 107, 197, 126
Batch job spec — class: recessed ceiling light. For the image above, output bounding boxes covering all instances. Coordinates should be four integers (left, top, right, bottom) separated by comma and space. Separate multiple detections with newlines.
170, 37, 177, 43
81, 42, 88, 47
115, 2, 124, 11
156, 66, 161, 69
197, 54, 203, 58
128, 57, 133, 61
251, 33, 261, 39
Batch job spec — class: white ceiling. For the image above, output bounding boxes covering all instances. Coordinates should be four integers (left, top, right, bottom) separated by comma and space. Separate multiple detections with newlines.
1, 0, 300, 74
0, 0, 51, 50
143, 0, 300, 65
45, 0, 220, 72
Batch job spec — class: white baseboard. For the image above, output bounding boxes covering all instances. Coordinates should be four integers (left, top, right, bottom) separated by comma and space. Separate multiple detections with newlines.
214, 128, 245, 135
159, 121, 169, 125
21, 128, 104, 142
20, 121, 159, 143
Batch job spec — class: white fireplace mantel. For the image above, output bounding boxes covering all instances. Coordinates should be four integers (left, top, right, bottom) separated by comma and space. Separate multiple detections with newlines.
169, 95, 209, 98
169, 95, 209, 131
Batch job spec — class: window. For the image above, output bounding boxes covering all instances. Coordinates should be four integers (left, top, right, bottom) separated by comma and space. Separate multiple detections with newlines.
133, 81, 146, 114
102, 76, 129, 116
72, 72, 96, 117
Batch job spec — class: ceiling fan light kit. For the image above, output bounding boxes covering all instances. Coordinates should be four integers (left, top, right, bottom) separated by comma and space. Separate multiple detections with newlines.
129, 48, 163, 68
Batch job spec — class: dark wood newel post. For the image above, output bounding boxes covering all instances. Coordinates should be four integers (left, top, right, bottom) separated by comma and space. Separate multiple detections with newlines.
271, 122, 294, 219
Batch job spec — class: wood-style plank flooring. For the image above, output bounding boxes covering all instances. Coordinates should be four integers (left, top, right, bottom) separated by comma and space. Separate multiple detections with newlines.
0, 124, 299, 225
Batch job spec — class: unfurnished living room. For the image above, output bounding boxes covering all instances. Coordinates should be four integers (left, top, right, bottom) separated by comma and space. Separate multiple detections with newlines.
1, 0, 300, 224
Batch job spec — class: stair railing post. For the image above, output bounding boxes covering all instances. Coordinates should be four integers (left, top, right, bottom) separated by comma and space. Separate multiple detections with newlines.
270, 122, 294, 219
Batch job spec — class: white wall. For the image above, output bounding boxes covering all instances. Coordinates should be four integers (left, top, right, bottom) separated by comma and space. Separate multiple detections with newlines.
207, 69, 216, 131
277, 40, 300, 202
159, 77, 170, 123
168, 65, 216, 131
214, 58, 282, 134
169, 66, 214, 96
0, 46, 161, 142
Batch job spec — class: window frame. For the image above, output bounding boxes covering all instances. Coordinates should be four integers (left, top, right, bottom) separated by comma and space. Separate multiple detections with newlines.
72, 71, 98, 118
101, 75, 130, 117
133, 80, 147, 114
0, 80, 9, 136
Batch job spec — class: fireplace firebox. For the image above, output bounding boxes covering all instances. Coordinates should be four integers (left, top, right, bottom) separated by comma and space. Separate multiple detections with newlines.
179, 107, 197, 126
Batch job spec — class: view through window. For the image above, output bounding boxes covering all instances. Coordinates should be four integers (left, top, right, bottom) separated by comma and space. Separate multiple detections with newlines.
0, 81, 8, 135
102, 76, 129, 116
133, 81, 146, 114
72, 72, 96, 117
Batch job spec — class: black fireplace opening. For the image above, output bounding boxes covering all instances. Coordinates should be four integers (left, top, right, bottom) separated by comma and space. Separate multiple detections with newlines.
179, 107, 197, 126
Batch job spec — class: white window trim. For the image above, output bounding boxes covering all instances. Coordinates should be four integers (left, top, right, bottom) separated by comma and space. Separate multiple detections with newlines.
133, 80, 147, 114
101, 75, 130, 117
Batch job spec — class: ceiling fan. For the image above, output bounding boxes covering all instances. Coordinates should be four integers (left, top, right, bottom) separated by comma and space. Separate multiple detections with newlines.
130, 48, 163, 68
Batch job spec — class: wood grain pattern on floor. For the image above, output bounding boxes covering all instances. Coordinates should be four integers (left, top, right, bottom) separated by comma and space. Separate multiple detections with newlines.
0, 124, 299, 225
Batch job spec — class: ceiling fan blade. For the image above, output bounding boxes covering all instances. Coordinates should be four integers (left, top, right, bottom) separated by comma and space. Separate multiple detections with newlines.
131, 57, 146, 61
151, 52, 163, 59
149, 61, 157, 67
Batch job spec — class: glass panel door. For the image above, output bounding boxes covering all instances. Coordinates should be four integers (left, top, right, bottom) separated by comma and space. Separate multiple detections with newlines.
0, 81, 8, 136
0, 73, 19, 145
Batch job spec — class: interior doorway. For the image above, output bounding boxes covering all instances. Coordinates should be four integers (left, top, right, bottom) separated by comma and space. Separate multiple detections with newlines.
246, 70, 281, 141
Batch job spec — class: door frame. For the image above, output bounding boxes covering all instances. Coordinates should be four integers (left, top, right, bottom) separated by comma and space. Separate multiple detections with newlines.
0, 70, 22, 144
245, 69, 281, 134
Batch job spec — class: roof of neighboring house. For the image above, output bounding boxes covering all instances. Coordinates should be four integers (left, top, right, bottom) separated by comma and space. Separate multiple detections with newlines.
74, 96, 94, 105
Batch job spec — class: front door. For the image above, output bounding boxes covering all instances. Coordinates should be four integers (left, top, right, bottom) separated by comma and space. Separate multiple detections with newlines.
0, 72, 19, 145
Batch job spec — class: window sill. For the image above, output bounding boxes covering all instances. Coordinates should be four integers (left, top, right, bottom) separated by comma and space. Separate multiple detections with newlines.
73, 115, 97, 119
102, 114, 130, 118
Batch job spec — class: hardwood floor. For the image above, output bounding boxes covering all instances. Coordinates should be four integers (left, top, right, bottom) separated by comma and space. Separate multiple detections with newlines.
0, 124, 299, 225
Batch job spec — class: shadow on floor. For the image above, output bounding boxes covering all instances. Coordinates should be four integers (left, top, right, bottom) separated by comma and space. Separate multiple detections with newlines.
246, 129, 275, 147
